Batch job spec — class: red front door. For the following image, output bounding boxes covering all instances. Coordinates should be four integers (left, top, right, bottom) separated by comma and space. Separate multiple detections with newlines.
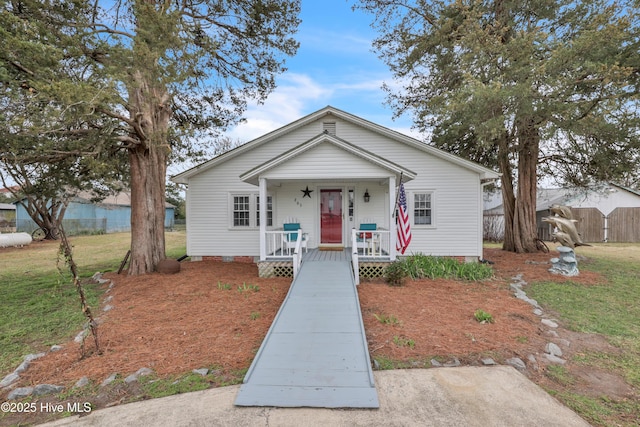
320, 189, 342, 244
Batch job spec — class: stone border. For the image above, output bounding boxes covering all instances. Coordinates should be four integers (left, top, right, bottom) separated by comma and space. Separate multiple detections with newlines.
1, 272, 115, 400
506, 273, 568, 371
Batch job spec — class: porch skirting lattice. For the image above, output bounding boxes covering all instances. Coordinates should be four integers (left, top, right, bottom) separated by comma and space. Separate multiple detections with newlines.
358, 262, 389, 279
258, 259, 390, 278
258, 261, 294, 278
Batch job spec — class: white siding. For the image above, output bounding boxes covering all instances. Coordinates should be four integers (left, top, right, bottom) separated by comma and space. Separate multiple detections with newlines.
264, 143, 393, 180
185, 123, 326, 257
334, 118, 483, 257
183, 113, 486, 258
273, 182, 318, 246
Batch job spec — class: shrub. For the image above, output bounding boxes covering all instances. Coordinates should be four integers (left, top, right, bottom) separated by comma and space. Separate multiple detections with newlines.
401, 253, 493, 281
384, 261, 407, 286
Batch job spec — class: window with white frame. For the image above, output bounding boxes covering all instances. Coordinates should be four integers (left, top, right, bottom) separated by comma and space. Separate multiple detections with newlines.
413, 192, 433, 225
256, 195, 273, 227
233, 195, 250, 227
231, 194, 272, 228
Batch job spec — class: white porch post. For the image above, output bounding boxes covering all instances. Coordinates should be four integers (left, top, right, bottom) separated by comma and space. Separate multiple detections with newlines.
259, 177, 267, 261
389, 175, 397, 261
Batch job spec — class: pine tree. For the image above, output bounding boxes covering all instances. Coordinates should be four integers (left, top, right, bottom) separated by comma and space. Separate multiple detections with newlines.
1, 0, 300, 272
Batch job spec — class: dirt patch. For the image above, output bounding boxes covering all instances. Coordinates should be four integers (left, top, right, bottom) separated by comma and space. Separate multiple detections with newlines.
1, 247, 635, 426
570, 366, 636, 400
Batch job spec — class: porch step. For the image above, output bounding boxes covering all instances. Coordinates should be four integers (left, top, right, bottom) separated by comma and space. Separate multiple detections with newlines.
235, 259, 379, 408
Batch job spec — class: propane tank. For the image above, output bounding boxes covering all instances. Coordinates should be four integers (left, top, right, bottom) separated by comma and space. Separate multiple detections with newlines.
0, 232, 33, 248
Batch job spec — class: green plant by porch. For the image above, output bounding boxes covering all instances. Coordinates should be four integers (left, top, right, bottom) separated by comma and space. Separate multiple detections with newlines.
389, 253, 493, 282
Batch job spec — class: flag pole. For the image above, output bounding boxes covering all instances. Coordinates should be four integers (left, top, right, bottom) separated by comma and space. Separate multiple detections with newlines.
393, 171, 403, 218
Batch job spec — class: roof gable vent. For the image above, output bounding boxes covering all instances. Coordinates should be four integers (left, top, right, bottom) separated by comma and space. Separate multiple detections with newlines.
323, 122, 336, 135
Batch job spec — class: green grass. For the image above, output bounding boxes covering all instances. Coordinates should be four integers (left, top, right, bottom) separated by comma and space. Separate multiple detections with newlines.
138, 368, 246, 400
528, 252, 640, 425
393, 335, 415, 348
138, 373, 211, 399
528, 257, 640, 340
545, 389, 640, 427
545, 365, 576, 387
0, 231, 186, 377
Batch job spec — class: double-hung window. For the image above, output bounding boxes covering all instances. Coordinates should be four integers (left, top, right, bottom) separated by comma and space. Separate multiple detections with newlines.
256, 195, 273, 227
233, 196, 251, 227
231, 194, 272, 228
413, 192, 433, 226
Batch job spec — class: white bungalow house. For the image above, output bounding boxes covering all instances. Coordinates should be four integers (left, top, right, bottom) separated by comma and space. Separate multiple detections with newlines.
171, 106, 500, 276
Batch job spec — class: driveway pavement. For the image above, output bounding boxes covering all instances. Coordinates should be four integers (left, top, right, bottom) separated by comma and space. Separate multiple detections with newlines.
41, 366, 590, 427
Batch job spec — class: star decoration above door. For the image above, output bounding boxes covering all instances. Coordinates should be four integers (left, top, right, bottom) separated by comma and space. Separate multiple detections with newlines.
301, 186, 313, 198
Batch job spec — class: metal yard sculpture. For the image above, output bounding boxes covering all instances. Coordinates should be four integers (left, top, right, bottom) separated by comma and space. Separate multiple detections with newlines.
542, 204, 591, 276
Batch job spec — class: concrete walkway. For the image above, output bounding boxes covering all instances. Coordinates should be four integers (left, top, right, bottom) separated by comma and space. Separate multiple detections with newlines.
234, 258, 378, 408
42, 367, 591, 427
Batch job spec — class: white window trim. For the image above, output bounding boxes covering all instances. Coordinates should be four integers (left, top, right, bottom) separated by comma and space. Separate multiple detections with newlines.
410, 190, 436, 228
228, 193, 273, 229
256, 194, 273, 228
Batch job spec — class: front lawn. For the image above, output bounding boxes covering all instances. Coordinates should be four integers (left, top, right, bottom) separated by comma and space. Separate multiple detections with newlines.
0, 231, 186, 375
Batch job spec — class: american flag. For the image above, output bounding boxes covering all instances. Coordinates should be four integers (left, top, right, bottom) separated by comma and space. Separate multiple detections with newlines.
396, 182, 411, 254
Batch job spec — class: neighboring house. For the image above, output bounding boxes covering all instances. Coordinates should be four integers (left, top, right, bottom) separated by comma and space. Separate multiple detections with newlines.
172, 106, 500, 274
0, 203, 16, 232
536, 183, 640, 242
484, 183, 640, 243
15, 192, 175, 235
1, 186, 18, 232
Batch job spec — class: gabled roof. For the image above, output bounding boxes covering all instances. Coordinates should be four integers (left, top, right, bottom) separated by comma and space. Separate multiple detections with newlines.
240, 132, 417, 185
172, 106, 500, 183
610, 182, 640, 197
536, 188, 571, 212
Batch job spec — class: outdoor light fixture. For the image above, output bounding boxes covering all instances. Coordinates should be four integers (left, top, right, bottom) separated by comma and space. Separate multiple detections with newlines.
363, 189, 370, 203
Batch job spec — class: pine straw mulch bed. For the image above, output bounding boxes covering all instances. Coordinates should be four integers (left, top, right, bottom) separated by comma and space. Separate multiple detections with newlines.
2, 247, 609, 426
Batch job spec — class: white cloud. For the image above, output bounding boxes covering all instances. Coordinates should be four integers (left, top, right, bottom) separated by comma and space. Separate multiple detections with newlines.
333, 79, 385, 92
225, 72, 428, 144
227, 73, 332, 142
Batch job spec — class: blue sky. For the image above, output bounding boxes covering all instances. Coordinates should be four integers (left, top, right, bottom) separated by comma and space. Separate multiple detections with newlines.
225, 0, 423, 143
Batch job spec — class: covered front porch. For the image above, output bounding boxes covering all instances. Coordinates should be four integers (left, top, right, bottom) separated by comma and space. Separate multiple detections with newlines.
253, 180, 398, 281
238, 131, 416, 267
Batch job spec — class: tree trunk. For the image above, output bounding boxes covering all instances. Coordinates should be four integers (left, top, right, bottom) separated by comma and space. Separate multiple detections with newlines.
21, 196, 66, 240
126, 69, 171, 275
498, 131, 516, 252
503, 118, 540, 253
128, 143, 167, 275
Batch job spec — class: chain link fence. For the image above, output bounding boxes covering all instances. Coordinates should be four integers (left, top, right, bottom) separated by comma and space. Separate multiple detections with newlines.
17, 218, 107, 236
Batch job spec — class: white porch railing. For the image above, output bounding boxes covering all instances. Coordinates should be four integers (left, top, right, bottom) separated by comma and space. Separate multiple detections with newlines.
351, 228, 391, 285
352, 228, 391, 258
264, 229, 303, 278
351, 230, 360, 285
292, 234, 302, 278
